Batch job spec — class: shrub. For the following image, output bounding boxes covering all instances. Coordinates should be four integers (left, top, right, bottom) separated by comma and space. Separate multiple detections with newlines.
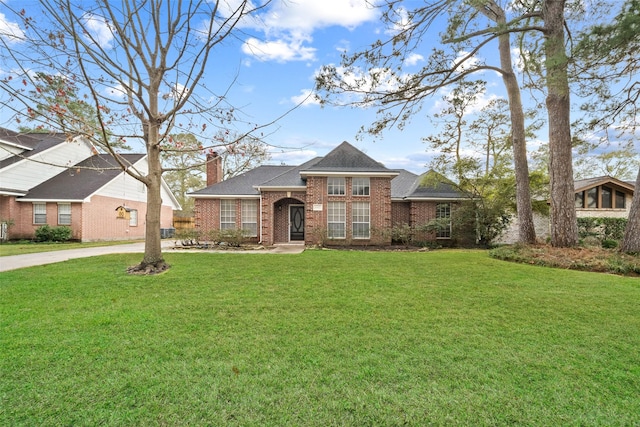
35, 225, 72, 242
208, 228, 245, 247
176, 229, 201, 246
391, 223, 413, 246
601, 239, 618, 249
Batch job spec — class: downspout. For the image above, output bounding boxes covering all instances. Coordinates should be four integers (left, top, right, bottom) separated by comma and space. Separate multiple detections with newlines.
258, 190, 263, 244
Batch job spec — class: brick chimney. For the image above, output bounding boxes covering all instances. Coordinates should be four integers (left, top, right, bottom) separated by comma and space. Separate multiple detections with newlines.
206, 152, 223, 186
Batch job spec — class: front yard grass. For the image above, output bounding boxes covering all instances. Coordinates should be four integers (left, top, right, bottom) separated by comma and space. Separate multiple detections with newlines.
0, 239, 144, 257
1, 250, 639, 425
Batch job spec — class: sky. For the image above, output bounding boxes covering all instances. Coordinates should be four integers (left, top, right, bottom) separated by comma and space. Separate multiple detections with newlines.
0, 0, 636, 176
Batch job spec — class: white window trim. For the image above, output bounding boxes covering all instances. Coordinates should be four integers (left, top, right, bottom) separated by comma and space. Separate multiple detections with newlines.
33, 203, 46, 225
327, 177, 346, 196
352, 201, 370, 239
129, 209, 138, 227
241, 200, 258, 237
327, 201, 346, 239
436, 203, 451, 239
352, 177, 370, 196
57, 203, 71, 225
220, 200, 236, 230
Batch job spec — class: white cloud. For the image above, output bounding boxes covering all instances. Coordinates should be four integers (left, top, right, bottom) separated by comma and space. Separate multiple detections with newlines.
404, 53, 424, 66
259, 0, 378, 34
431, 85, 500, 116
242, 0, 379, 63
242, 36, 316, 62
290, 89, 321, 107
0, 12, 25, 44
452, 50, 481, 73
82, 13, 114, 49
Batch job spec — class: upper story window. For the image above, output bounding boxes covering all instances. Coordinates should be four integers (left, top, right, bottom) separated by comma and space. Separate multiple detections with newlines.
33, 203, 46, 225
57, 203, 71, 225
575, 185, 626, 209
327, 177, 345, 195
352, 177, 370, 196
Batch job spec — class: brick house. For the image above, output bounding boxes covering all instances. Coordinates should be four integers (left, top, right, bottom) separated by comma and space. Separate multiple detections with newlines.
189, 141, 466, 246
0, 128, 180, 241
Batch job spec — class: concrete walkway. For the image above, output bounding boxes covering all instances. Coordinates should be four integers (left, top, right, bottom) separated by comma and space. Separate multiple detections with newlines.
0, 241, 304, 272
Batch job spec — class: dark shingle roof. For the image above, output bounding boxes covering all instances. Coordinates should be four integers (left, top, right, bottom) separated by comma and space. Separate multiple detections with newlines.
0, 127, 41, 150
0, 131, 70, 169
259, 157, 322, 187
390, 169, 419, 199
21, 154, 144, 200
302, 141, 394, 173
403, 170, 467, 200
188, 165, 292, 196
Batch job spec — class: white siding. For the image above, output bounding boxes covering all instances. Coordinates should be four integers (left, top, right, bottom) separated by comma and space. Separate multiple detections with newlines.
0, 143, 24, 161
0, 137, 95, 191
94, 157, 180, 209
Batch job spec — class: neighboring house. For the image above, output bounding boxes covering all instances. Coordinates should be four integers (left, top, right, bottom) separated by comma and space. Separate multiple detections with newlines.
573, 176, 635, 218
189, 141, 466, 246
497, 175, 636, 244
0, 127, 180, 241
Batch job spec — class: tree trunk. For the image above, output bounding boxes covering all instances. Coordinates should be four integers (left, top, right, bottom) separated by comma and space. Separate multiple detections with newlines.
543, 0, 578, 247
496, 11, 537, 244
620, 166, 640, 253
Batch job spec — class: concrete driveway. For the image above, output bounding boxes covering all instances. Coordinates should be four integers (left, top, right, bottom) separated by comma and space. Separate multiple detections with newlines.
0, 241, 304, 272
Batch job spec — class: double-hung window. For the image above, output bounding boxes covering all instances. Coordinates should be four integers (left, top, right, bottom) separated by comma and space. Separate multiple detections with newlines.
327, 177, 345, 195
241, 200, 258, 237
220, 200, 236, 230
33, 203, 46, 224
352, 177, 370, 196
352, 202, 370, 239
129, 209, 138, 226
327, 201, 346, 239
436, 203, 451, 239
57, 203, 71, 225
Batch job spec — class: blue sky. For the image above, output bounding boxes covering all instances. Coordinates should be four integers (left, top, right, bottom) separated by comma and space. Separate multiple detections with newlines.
0, 1, 636, 176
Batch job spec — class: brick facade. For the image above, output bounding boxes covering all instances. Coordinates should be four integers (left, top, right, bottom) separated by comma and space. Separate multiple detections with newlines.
0, 194, 174, 242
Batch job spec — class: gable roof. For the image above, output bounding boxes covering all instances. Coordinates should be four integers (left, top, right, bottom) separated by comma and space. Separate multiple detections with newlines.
402, 170, 468, 200
19, 154, 145, 201
190, 141, 467, 201
0, 131, 72, 169
0, 127, 41, 151
301, 141, 398, 176
574, 176, 635, 193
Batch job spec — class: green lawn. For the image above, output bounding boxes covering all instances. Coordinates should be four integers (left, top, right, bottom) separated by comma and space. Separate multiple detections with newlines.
0, 240, 143, 257
1, 250, 639, 426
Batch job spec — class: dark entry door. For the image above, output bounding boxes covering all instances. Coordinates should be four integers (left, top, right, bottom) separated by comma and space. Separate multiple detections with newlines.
290, 205, 305, 241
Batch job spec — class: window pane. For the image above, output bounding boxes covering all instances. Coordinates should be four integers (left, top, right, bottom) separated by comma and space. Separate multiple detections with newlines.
58, 203, 71, 225
575, 191, 584, 208
352, 201, 370, 238
221, 200, 236, 230
587, 188, 598, 208
327, 201, 345, 238
601, 186, 612, 208
241, 200, 258, 237
352, 177, 370, 196
129, 209, 138, 226
436, 203, 451, 239
615, 191, 626, 209
327, 177, 345, 195
33, 203, 46, 224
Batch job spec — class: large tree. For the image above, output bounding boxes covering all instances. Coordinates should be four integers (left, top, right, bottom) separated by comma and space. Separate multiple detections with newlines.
0, 0, 270, 273
316, 0, 541, 244
574, 0, 640, 252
